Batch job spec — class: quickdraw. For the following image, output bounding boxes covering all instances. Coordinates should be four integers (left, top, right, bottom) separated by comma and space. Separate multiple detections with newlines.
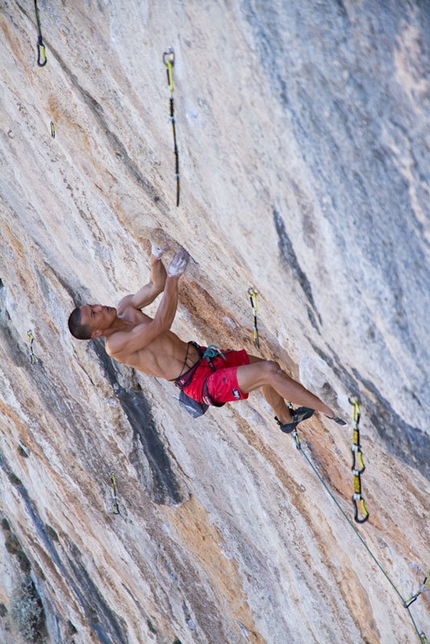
202, 344, 226, 363
404, 575, 430, 608
350, 397, 369, 523
163, 48, 180, 207
34, 0, 47, 67
110, 473, 120, 515
50, 121, 56, 138
248, 288, 260, 348
27, 330, 37, 364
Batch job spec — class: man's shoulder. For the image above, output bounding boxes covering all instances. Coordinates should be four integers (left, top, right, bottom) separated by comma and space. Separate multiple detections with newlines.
116, 294, 133, 315
117, 297, 153, 323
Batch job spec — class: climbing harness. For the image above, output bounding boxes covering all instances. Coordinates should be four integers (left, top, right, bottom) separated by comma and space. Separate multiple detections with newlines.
34, 0, 47, 67
27, 330, 37, 364
248, 288, 260, 349
350, 397, 369, 523
174, 343, 227, 417
289, 411, 427, 643
162, 48, 180, 206
110, 473, 120, 515
174, 342, 225, 391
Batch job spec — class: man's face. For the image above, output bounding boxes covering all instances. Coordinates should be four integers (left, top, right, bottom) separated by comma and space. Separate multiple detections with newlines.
79, 305, 117, 338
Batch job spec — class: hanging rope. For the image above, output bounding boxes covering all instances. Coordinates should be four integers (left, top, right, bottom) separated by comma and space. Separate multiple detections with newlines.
34, 0, 47, 67
248, 287, 260, 348
163, 47, 180, 206
290, 420, 428, 643
349, 397, 369, 523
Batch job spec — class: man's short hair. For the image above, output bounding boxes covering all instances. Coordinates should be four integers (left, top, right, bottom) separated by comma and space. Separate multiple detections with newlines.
68, 307, 92, 340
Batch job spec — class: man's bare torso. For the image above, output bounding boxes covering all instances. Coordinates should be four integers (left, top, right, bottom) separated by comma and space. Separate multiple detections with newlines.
105, 301, 200, 381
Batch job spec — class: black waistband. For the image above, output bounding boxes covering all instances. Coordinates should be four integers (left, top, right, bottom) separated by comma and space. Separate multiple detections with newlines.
174, 359, 203, 389
173, 342, 205, 389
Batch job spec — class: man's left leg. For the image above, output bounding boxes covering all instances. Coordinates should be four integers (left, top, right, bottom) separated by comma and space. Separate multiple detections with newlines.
244, 356, 294, 423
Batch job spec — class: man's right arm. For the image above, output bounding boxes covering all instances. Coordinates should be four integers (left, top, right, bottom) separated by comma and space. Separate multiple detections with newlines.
118, 245, 168, 314
107, 250, 189, 358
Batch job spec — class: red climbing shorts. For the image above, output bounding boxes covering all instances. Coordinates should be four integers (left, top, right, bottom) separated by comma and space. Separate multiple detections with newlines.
182, 349, 250, 405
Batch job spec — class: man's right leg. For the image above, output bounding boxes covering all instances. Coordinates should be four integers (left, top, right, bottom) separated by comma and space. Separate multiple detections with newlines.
242, 356, 302, 425
237, 357, 336, 421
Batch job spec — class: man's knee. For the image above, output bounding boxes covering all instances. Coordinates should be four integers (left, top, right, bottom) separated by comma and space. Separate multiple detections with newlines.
237, 359, 285, 393
261, 360, 283, 379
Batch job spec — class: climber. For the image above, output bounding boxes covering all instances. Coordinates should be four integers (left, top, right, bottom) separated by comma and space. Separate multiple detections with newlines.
68, 245, 345, 432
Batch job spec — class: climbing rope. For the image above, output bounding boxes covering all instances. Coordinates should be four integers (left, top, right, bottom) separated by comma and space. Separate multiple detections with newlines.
27, 330, 37, 364
290, 415, 428, 643
163, 48, 180, 206
110, 473, 120, 515
34, 0, 47, 67
248, 288, 260, 349
349, 397, 369, 523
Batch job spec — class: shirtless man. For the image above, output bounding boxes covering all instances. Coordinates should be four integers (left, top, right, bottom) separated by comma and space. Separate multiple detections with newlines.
68, 245, 345, 432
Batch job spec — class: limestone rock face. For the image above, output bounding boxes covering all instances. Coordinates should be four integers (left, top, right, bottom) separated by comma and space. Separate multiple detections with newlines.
0, 1, 429, 643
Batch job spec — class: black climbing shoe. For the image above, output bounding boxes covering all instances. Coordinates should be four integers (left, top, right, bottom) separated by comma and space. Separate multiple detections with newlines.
275, 407, 315, 434
326, 415, 347, 426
